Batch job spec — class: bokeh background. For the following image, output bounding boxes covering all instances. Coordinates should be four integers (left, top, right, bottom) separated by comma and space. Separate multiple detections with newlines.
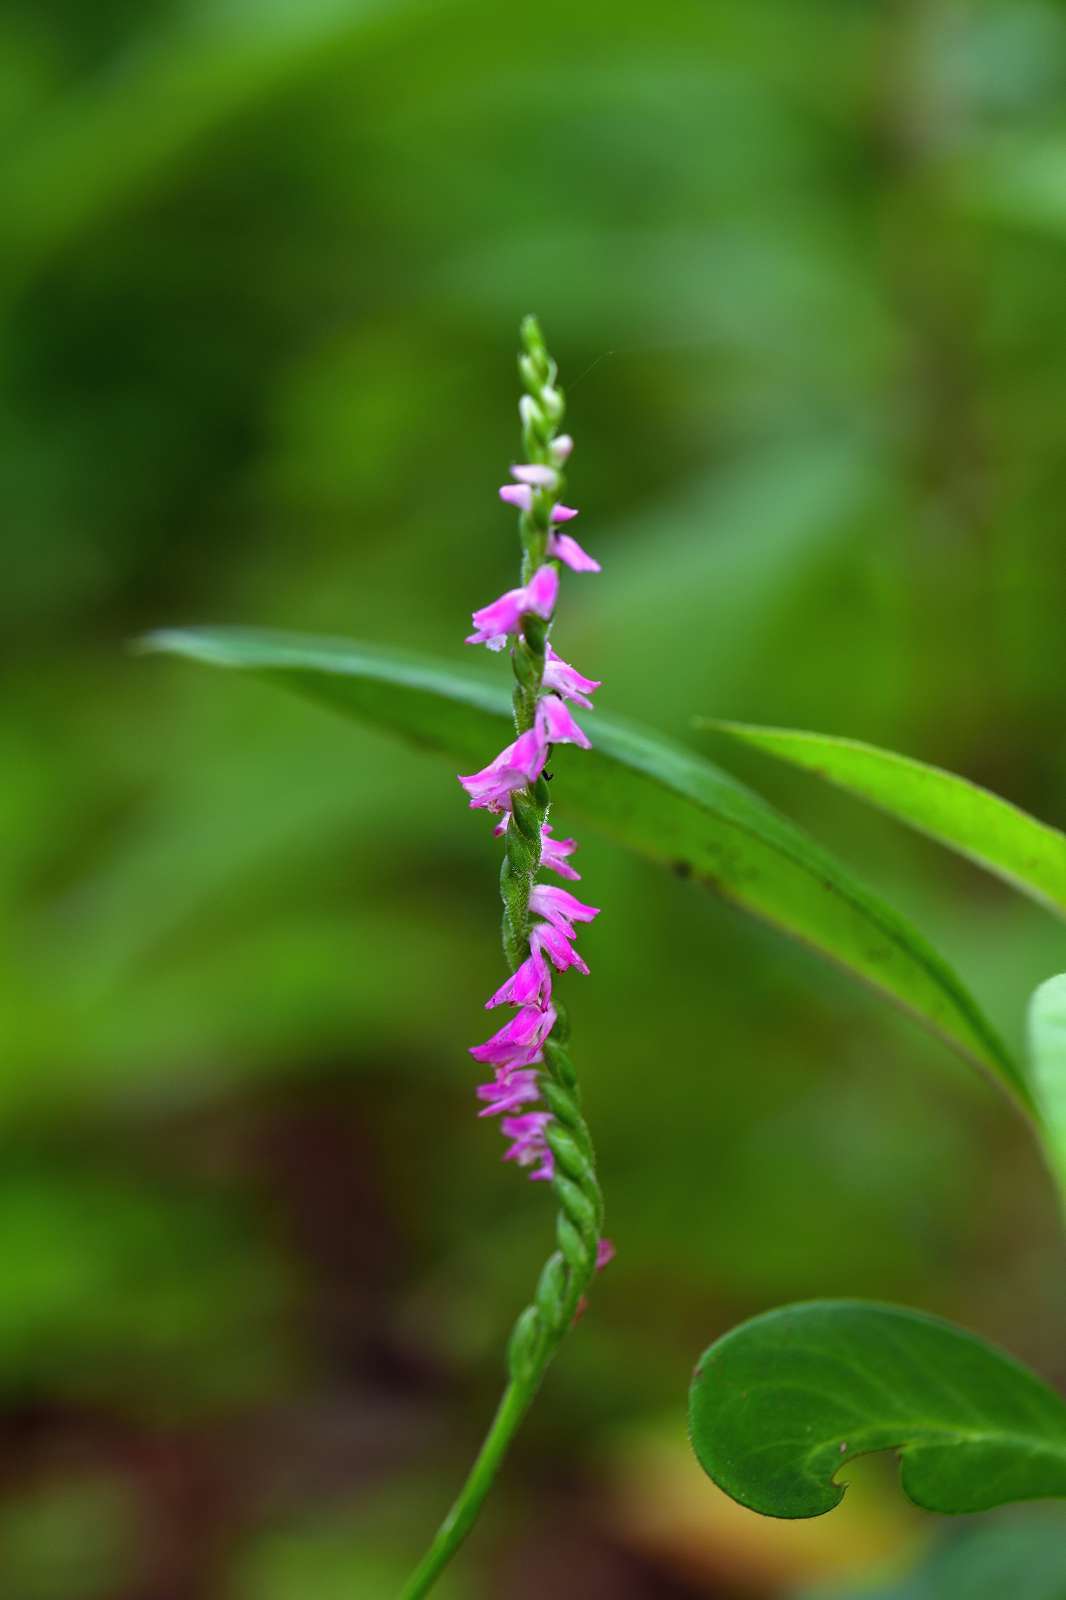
6, 0, 1066, 1595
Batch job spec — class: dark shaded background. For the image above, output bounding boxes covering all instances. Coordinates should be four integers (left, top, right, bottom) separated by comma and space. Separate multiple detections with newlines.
5, 0, 1066, 1594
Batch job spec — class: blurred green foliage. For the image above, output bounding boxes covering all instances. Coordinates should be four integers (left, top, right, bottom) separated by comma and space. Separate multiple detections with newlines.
0, 1474, 139, 1600
5, 0, 1066, 1593
798, 1509, 1066, 1600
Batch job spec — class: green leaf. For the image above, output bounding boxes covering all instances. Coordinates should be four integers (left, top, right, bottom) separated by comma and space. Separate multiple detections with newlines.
140, 627, 1027, 1109
702, 721, 1066, 918
1029, 975, 1066, 1202
688, 1300, 1066, 1519
1, 0, 428, 299
796, 1511, 1066, 1600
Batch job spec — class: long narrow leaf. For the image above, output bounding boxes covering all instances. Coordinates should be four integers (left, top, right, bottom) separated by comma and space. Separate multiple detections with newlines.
142, 627, 1029, 1110
703, 721, 1066, 917
1029, 976, 1066, 1203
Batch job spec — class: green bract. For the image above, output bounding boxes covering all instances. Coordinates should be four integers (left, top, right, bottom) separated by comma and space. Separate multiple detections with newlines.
689, 1300, 1066, 1518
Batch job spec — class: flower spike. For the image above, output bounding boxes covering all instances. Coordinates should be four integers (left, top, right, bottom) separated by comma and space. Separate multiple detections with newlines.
415, 316, 610, 1592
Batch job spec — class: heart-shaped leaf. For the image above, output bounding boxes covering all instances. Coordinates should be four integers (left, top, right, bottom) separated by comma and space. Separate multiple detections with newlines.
141, 627, 1026, 1108
702, 722, 1066, 918
689, 1300, 1066, 1518
1029, 975, 1066, 1203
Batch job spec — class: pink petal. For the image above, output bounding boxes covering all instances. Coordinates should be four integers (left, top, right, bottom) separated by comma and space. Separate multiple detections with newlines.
501, 1111, 555, 1180
458, 728, 548, 811
529, 885, 600, 935
499, 483, 534, 512
524, 564, 559, 619
469, 1003, 556, 1066
511, 463, 559, 489
467, 567, 557, 648
536, 694, 591, 749
476, 1068, 541, 1117
467, 585, 524, 647
501, 485, 577, 527
531, 921, 590, 977
540, 823, 581, 880
465, 627, 503, 649
485, 951, 552, 1010
542, 645, 601, 710
596, 1238, 616, 1271
548, 531, 601, 573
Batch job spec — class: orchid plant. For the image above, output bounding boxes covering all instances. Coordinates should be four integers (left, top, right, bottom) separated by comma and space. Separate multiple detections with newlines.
148, 319, 1066, 1596
400, 321, 612, 1595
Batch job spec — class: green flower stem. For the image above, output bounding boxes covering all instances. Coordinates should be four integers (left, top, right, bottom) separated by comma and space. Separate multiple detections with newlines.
399, 318, 606, 1597
398, 1045, 602, 1600
396, 1379, 534, 1600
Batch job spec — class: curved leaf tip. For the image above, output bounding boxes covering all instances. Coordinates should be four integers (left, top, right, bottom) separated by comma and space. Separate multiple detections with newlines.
701, 719, 1066, 920
689, 1300, 1066, 1519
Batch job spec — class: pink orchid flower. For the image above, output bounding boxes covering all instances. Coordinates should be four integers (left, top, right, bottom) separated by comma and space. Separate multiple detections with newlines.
528, 885, 600, 939
476, 1068, 541, 1118
469, 1002, 557, 1069
499, 484, 580, 523
531, 920, 590, 977
539, 823, 580, 880
485, 951, 552, 1011
548, 531, 601, 572
501, 1111, 554, 1181
458, 728, 548, 813
466, 564, 558, 650
542, 645, 601, 710
536, 693, 590, 749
